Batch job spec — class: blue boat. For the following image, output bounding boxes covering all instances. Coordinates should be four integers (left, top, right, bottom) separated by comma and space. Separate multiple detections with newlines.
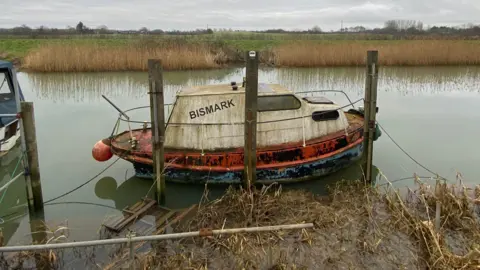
0, 60, 24, 156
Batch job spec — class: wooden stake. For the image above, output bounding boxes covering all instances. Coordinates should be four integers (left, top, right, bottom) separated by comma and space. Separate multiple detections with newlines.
29, 211, 48, 270
362, 51, 379, 183
20, 102, 44, 212
435, 179, 441, 231
244, 51, 259, 188
148, 59, 166, 205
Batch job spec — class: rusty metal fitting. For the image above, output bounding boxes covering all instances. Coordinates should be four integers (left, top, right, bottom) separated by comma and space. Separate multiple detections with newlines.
199, 228, 213, 237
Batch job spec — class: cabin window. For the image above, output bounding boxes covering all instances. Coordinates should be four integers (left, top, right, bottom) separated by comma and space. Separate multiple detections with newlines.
0, 71, 13, 95
257, 95, 301, 112
312, 110, 340, 121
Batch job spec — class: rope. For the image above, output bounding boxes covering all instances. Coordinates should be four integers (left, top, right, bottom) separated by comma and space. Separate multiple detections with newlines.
376, 121, 449, 182
376, 175, 433, 187
43, 201, 118, 210
43, 157, 121, 204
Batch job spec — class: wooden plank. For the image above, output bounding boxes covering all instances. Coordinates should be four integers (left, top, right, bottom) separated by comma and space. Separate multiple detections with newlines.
103, 215, 124, 230
126, 200, 143, 212
153, 204, 197, 235
103, 204, 198, 269
155, 210, 177, 228
122, 209, 136, 215
109, 199, 156, 232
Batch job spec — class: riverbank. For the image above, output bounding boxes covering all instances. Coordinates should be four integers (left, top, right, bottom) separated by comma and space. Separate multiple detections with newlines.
101, 179, 479, 269
2, 38, 480, 72
0, 177, 479, 269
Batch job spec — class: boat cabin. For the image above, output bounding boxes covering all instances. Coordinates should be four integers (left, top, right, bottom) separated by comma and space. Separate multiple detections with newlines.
165, 83, 350, 151
0, 60, 24, 153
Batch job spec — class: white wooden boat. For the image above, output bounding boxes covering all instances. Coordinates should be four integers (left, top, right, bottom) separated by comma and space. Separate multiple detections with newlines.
93, 81, 381, 184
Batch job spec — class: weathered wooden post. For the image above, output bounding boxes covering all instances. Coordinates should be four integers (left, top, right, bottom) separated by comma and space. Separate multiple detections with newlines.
362, 50, 379, 183
20, 102, 44, 212
434, 179, 442, 231
244, 51, 259, 188
148, 59, 166, 205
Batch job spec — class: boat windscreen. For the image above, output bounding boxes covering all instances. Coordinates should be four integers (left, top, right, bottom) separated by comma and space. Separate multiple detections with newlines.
0, 70, 17, 127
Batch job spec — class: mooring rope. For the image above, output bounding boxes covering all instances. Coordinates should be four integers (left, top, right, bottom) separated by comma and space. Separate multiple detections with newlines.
43, 157, 121, 204
43, 201, 118, 210
375, 121, 449, 182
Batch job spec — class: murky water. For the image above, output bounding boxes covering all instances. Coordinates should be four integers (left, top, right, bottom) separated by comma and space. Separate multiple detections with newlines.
1, 66, 479, 247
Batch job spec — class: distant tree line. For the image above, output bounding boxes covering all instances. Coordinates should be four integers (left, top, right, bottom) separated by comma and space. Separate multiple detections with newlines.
0, 20, 479, 37
258, 20, 480, 36
0, 21, 214, 37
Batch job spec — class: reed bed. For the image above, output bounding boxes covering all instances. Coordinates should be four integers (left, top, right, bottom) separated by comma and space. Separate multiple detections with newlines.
22, 43, 225, 72
104, 178, 480, 269
19, 39, 480, 72
273, 40, 480, 67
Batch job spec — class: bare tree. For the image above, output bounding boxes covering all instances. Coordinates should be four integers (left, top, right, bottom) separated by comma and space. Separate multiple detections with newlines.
310, 25, 322, 33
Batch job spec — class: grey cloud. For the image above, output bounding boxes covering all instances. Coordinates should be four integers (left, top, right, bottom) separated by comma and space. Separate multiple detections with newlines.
1, 0, 478, 30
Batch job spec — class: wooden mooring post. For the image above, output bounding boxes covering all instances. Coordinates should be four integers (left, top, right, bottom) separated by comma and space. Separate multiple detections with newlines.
362, 50, 379, 183
244, 51, 259, 188
148, 59, 166, 205
20, 102, 44, 212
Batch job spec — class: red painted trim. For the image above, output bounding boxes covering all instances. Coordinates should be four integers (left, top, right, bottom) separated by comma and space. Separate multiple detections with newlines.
111, 128, 364, 172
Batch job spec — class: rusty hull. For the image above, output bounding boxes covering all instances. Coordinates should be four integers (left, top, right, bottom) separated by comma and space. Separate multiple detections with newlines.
109, 112, 365, 184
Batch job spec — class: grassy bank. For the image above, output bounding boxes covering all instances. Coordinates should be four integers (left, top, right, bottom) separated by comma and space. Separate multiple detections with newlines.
1, 178, 479, 269
1, 37, 480, 72
107, 179, 479, 269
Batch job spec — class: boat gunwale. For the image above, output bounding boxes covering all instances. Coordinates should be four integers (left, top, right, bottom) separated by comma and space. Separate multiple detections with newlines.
112, 133, 364, 172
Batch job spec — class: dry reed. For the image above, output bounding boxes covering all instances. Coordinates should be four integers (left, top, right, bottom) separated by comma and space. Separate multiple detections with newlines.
104, 178, 480, 269
273, 40, 480, 67
22, 43, 224, 72
20, 40, 480, 72
1, 178, 478, 269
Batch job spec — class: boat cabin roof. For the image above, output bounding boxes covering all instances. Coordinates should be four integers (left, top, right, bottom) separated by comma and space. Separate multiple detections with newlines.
0, 60, 13, 70
177, 83, 292, 97
0, 60, 24, 127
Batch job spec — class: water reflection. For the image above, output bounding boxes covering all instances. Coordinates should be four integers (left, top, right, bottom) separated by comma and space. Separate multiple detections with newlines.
0, 145, 28, 245
95, 176, 153, 211
95, 175, 234, 211
94, 160, 379, 212
23, 66, 480, 104
274, 66, 480, 98
24, 68, 239, 103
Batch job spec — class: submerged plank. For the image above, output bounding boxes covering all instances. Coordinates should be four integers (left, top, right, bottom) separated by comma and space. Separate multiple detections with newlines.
104, 199, 157, 232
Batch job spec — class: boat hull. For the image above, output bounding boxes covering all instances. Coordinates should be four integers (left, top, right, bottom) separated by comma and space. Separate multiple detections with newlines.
132, 140, 363, 184
106, 111, 371, 185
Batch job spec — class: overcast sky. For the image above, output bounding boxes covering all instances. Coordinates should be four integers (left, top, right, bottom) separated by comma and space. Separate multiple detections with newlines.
1, 0, 479, 31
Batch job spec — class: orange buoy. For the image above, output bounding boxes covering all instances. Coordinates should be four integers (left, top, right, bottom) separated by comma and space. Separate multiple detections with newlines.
92, 139, 113, 162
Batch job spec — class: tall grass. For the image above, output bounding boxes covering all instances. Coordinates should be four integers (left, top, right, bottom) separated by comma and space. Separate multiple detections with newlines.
273, 40, 480, 67
22, 42, 226, 72
20, 40, 480, 72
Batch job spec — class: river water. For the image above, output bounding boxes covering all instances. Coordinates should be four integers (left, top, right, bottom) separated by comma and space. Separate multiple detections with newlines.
1, 66, 479, 247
